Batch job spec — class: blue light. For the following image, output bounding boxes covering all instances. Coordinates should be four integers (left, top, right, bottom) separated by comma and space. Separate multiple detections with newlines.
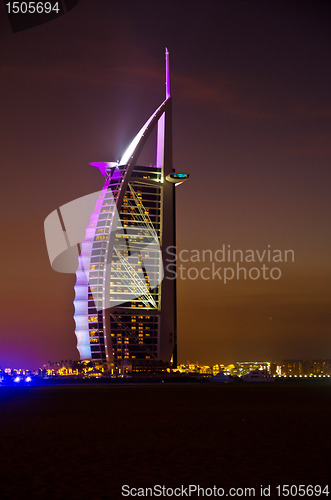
170, 173, 188, 179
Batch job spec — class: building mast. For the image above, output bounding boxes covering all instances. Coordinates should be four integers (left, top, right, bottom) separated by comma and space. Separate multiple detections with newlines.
165, 48, 178, 368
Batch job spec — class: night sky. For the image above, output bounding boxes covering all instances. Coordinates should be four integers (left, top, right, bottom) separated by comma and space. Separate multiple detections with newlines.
1, 0, 331, 368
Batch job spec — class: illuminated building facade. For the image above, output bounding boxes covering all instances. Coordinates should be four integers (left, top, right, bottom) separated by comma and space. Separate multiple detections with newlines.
73, 50, 188, 371
281, 360, 305, 377
311, 359, 331, 375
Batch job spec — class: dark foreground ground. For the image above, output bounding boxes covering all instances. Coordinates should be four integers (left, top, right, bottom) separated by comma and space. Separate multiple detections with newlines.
0, 383, 330, 499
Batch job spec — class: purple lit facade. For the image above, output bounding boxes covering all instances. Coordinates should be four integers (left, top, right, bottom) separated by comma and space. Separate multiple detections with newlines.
73, 50, 188, 371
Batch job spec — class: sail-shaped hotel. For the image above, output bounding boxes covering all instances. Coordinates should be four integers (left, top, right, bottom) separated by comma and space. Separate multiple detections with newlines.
66, 50, 188, 372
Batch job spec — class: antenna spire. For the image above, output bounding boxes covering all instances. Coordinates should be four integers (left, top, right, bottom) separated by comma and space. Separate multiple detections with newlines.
165, 47, 170, 99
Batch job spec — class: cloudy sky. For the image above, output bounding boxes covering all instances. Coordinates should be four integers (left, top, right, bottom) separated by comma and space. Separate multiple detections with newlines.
1, 0, 330, 368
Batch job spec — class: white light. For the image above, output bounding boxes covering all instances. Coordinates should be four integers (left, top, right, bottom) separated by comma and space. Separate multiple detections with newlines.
25, 377, 32, 383
14, 376, 20, 383
119, 100, 167, 166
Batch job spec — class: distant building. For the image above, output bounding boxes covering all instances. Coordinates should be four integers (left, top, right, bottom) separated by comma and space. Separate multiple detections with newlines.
312, 359, 331, 375
235, 361, 271, 376
129, 359, 170, 374
281, 360, 304, 377
212, 364, 226, 376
